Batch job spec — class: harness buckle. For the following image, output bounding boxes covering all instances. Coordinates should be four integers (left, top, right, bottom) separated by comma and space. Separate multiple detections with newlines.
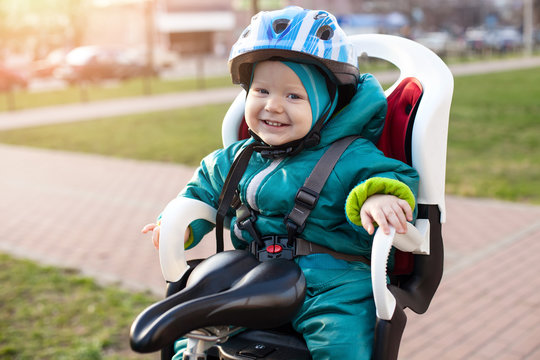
283, 186, 319, 244
237, 206, 257, 228
250, 235, 296, 261
295, 186, 319, 210
236, 205, 262, 245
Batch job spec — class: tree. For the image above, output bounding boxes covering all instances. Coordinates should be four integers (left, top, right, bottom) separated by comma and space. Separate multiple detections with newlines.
0, 0, 90, 60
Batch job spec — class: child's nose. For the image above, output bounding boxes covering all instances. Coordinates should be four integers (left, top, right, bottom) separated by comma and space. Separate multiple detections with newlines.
264, 96, 283, 113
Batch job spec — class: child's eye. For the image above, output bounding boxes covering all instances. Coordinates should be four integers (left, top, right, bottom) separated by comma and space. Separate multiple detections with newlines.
288, 93, 301, 100
255, 88, 269, 94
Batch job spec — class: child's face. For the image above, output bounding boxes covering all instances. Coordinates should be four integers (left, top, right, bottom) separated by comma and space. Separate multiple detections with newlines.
245, 61, 312, 146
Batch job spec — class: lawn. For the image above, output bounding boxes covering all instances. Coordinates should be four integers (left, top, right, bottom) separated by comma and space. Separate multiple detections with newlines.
0, 253, 157, 360
0, 68, 538, 203
0, 104, 228, 166
445, 67, 540, 203
0, 75, 232, 112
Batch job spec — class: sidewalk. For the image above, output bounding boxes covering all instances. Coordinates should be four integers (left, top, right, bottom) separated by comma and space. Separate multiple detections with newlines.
0, 87, 242, 131
1, 57, 540, 359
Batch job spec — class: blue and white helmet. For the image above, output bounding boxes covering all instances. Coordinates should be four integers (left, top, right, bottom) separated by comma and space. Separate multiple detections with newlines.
229, 6, 359, 89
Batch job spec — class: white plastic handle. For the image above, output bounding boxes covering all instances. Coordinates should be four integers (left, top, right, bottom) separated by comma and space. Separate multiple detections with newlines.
159, 197, 217, 282
372, 226, 398, 320
371, 221, 430, 320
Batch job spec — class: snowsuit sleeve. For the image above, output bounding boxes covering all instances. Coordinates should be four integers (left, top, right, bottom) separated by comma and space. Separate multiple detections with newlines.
175, 141, 245, 249
343, 147, 419, 232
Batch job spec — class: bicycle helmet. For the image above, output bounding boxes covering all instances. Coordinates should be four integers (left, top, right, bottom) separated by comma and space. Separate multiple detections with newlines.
228, 6, 360, 157
229, 6, 359, 89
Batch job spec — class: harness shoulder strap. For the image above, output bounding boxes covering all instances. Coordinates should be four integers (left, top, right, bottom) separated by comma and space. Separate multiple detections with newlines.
285, 135, 359, 243
217, 136, 358, 253
215, 143, 255, 253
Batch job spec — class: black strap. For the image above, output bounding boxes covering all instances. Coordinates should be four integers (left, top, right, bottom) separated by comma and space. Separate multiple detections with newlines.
285, 136, 359, 244
216, 136, 358, 253
295, 238, 370, 264
215, 143, 255, 253
236, 204, 263, 246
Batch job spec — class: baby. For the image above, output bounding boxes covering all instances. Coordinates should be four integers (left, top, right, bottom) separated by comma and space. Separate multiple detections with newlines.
144, 6, 418, 359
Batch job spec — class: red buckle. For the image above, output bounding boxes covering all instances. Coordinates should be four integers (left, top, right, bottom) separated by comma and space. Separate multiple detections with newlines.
266, 244, 283, 254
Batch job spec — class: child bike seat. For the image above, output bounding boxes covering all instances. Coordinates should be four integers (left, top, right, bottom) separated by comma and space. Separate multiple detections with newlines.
131, 33, 453, 360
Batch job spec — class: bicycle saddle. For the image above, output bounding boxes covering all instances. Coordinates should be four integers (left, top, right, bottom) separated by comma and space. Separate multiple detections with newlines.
130, 250, 306, 353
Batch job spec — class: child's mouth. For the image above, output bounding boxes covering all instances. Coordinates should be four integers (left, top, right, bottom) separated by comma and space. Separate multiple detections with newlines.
263, 120, 285, 127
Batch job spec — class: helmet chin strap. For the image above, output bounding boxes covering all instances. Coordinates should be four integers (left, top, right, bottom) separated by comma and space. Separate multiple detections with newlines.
248, 129, 306, 159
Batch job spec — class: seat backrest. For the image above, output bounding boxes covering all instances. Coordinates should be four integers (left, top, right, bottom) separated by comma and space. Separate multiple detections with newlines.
223, 34, 453, 224
349, 34, 453, 223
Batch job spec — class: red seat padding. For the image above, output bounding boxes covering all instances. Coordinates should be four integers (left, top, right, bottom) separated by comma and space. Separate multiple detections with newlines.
238, 118, 250, 140
377, 77, 423, 165
377, 77, 423, 275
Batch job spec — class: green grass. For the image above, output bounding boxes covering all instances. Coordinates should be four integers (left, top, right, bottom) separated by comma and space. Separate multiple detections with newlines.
0, 68, 539, 203
445, 68, 540, 203
0, 253, 157, 359
0, 75, 232, 112
0, 104, 228, 166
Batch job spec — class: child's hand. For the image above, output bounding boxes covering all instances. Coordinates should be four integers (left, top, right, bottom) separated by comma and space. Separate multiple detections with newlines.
360, 194, 413, 235
141, 223, 191, 250
142, 223, 160, 250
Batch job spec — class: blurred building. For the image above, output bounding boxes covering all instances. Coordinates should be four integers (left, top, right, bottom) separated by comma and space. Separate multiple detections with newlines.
0, 0, 536, 72
285, 0, 364, 14
86, 1, 146, 47
155, 0, 235, 56
83, 0, 237, 57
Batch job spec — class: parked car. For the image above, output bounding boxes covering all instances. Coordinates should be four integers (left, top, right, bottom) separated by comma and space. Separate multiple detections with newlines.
485, 27, 522, 52
465, 27, 487, 52
414, 32, 452, 56
465, 26, 522, 53
54, 45, 147, 84
0, 65, 28, 92
125, 46, 180, 71
31, 48, 70, 79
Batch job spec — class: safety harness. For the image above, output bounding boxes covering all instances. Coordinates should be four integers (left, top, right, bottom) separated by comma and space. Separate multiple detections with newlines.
215, 135, 370, 265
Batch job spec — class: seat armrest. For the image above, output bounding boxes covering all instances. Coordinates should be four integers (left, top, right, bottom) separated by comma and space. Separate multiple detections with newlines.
159, 197, 217, 282
394, 220, 430, 255
371, 221, 430, 320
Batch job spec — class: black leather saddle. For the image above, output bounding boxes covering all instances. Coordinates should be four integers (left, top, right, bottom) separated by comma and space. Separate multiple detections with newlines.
130, 250, 306, 353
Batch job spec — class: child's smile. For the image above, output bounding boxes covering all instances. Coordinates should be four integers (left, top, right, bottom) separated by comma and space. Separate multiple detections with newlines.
245, 61, 312, 146
262, 120, 285, 127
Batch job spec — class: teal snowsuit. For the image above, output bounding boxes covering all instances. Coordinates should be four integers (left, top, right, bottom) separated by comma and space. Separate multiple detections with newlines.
174, 74, 419, 359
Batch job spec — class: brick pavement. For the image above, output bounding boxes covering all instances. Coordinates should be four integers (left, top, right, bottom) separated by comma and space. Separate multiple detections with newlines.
1, 143, 539, 359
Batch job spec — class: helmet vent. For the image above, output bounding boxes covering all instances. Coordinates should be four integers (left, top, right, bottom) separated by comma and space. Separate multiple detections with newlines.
241, 28, 251, 38
272, 18, 290, 34
314, 12, 328, 20
316, 25, 334, 40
